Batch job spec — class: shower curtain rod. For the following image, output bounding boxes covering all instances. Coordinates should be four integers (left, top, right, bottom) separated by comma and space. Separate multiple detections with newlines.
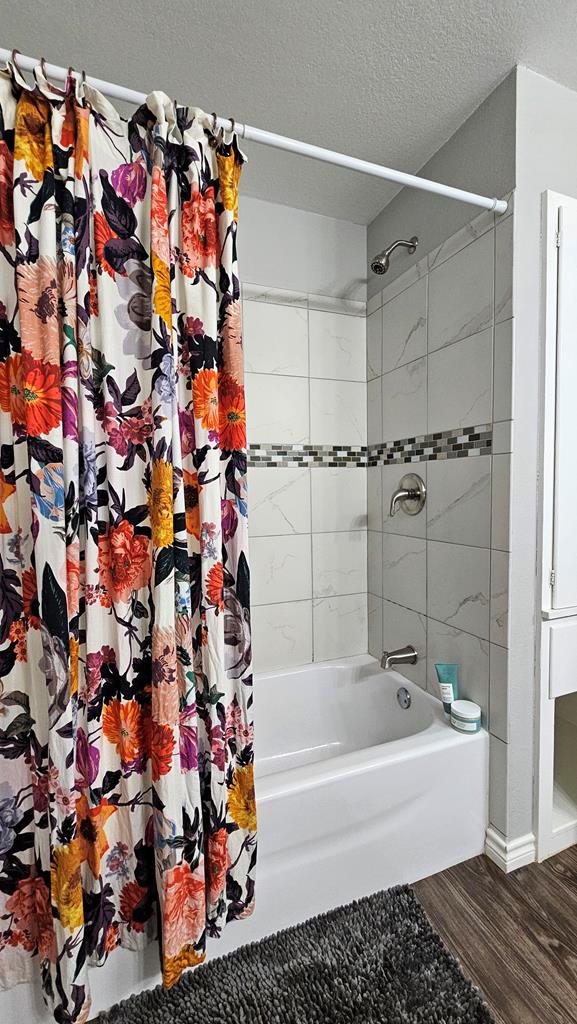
0, 48, 508, 216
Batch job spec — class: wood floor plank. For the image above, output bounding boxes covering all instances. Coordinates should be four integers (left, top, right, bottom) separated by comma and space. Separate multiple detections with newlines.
414, 852, 577, 1024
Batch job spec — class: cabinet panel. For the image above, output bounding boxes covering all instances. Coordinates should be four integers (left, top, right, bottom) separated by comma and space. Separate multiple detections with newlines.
549, 618, 577, 698
553, 203, 577, 608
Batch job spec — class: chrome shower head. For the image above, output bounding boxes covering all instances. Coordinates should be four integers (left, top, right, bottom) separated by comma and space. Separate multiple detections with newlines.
370, 236, 418, 275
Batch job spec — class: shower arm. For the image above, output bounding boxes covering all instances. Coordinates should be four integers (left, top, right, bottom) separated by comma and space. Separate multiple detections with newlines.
383, 238, 418, 261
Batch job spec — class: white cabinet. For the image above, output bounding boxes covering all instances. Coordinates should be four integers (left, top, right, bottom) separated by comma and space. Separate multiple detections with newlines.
549, 200, 577, 610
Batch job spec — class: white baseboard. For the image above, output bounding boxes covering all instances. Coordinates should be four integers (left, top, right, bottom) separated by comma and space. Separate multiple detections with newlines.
484, 827, 536, 872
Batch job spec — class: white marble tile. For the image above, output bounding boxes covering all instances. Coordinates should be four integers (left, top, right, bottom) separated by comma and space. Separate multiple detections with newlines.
368, 530, 383, 598
377, 255, 428, 307
492, 419, 512, 455
368, 593, 384, 660
489, 735, 508, 833
382, 599, 427, 689
312, 531, 367, 598
426, 456, 491, 548
252, 600, 312, 673
367, 307, 383, 381
382, 356, 427, 441
243, 300, 308, 376
495, 214, 513, 324
382, 534, 426, 614
310, 379, 366, 446
491, 454, 511, 552
246, 372, 309, 444
248, 467, 311, 537
428, 230, 494, 352
367, 467, 382, 532
367, 290, 383, 317
427, 540, 490, 640
251, 534, 312, 606
307, 294, 366, 317
490, 549, 509, 648
309, 310, 365, 382
490, 642, 508, 742
428, 329, 492, 434
493, 318, 513, 422
426, 617, 490, 723
382, 277, 427, 373
427, 211, 495, 272
367, 377, 382, 445
382, 463, 427, 538
313, 593, 368, 661
311, 468, 367, 532
242, 282, 308, 308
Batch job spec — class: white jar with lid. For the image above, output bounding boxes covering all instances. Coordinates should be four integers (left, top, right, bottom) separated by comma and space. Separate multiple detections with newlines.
450, 699, 481, 733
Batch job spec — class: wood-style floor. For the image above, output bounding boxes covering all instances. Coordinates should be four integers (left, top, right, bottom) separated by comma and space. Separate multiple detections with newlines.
414, 849, 577, 1024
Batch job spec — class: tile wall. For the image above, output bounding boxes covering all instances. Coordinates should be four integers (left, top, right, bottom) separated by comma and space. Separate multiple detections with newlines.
366, 196, 514, 834
243, 285, 368, 673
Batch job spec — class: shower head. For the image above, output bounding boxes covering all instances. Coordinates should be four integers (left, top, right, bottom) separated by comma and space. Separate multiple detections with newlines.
370, 236, 418, 275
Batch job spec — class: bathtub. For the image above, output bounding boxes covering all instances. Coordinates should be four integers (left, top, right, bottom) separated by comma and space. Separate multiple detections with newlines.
15, 653, 489, 1020
216, 652, 489, 954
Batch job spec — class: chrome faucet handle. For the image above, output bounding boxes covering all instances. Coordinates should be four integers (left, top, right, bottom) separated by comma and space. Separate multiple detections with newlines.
388, 472, 426, 517
381, 645, 418, 670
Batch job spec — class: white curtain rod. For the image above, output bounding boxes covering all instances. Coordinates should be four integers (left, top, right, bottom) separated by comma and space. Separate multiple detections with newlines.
0, 49, 508, 216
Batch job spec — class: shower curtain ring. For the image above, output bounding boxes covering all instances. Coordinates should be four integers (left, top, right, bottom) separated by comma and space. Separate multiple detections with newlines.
10, 49, 22, 73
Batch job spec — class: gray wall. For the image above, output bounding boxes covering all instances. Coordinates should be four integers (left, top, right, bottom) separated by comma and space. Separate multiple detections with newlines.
367, 71, 517, 298
367, 205, 513, 842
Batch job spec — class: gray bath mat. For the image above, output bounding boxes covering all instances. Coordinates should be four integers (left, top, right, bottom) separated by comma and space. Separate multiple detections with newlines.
99, 885, 493, 1023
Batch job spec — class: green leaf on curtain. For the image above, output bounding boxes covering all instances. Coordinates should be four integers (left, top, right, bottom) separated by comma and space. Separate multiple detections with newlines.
99, 170, 138, 238
236, 552, 250, 611
154, 546, 174, 587
41, 563, 68, 651
28, 170, 55, 226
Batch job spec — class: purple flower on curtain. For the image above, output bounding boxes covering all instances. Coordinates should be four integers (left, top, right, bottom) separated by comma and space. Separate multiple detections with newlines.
111, 157, 147, 207
75, 728, 101, 788
221, 499, 238, 542
179, 408, 195, 455
179, 704, 198, 771
155, 351, 176, 402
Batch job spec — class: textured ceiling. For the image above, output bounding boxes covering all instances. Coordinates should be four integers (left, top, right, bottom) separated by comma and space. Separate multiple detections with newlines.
3, 0, 577, 223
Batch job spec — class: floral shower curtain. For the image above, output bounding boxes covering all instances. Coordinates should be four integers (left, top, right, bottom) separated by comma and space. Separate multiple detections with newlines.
0, 62, 255, 1021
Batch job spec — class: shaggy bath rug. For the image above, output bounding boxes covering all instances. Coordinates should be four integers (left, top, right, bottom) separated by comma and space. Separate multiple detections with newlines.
99, 886, 494, 1023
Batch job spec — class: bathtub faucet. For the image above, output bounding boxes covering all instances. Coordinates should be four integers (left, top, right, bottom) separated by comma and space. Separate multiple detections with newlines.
381, 645, 418, 670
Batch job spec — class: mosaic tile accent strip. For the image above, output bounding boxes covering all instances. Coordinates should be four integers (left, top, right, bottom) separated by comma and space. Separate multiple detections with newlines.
248, 425, 492, 468
248, 444, 366, 469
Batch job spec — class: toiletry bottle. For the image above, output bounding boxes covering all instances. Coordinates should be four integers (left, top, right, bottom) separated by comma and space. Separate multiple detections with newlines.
434, 663, 460, 714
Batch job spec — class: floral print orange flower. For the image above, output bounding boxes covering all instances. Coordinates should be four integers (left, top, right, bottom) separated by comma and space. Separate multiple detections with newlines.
0, 352, 24, 424
180, 182, 218, 275
192, 367, 219, 432
0, 469, 16, 534
228, 764, 257, 831
162, 861, 206, 959
206, 561, 224, 611
219, 373, 246, 450
21, 355, 62, 436
102, 699, 145, 768
75, 795, 117, 878
98, 519, 151, 602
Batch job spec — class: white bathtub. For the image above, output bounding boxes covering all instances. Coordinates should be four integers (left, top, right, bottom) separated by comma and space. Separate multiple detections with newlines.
9, 653, 489, 1020
216, 652, 489, 953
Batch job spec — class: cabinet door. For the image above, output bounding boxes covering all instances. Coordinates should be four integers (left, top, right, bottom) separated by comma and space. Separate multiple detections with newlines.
553, 202, 577, 609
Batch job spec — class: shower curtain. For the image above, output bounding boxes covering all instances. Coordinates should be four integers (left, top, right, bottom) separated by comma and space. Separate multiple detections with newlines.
0, 63, 255, 1021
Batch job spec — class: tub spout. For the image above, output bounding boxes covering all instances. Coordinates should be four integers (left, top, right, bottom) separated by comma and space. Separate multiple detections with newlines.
381, 645, 418, 671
